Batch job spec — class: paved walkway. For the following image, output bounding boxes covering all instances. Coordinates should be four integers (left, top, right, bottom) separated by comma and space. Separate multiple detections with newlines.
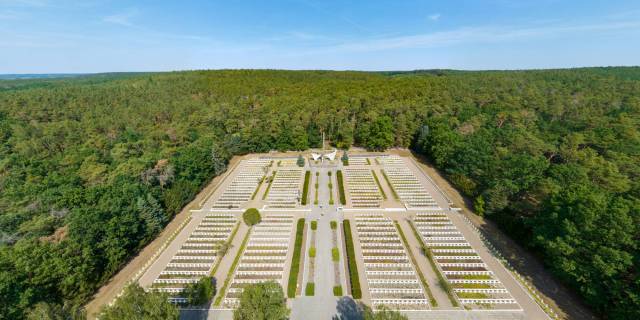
395, 218, 457, 309
291, 166, 346, 319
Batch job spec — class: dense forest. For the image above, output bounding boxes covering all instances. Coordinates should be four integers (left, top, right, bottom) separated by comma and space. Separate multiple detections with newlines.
0, 68, 638, 319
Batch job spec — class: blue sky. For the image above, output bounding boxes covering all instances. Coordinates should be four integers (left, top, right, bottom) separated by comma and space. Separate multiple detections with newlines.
1, 0, 639, 73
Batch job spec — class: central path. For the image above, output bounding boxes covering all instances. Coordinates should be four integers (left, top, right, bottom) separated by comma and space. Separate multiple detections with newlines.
291, 166, 344, 320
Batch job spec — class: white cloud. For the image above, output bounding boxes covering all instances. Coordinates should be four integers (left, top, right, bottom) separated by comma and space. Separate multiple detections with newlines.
103, 8, 138, 27
317, 19, 640, 53
428, 13, 441, 22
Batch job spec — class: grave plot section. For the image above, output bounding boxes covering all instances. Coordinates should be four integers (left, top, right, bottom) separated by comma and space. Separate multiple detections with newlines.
213, 159, 270, 209
265, 168, 303, 208
277, 158, 298, 167
355, 214, 430, 311
376, 155, 404, 166
344, 168, 383, 208
223, 214, 295, 308
413, 212, 518, 309
348, 157, 371, 166
151, 213, 238, 301
382, 165, 438, 208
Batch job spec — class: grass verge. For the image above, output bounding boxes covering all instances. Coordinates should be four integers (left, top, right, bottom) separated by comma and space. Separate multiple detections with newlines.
371, 170, 387, 200
261, 171, 277, 200
380, 170, 399, 200
287, 218, 305, 298
394, 221, 437, 307
213, 227, 251, 306
209, 221, 241, 277
342, 220, 361, 299
408, 220, 459, 307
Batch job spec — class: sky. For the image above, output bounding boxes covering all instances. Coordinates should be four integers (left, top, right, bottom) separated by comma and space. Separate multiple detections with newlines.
1, 0, 640, 73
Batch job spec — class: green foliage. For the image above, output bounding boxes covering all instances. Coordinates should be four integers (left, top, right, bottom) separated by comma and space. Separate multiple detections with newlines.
99, 284, 178, 320
309, 247, 316, 258
233, 282, 290, 320
362, 305, 408, 320
182, 276, 216, 306
305, 282, 315, 296
357, 116, 395, 151
242, 208, 261, 226
342, 220, 361, 299
1, 68, 639, 318
296, 155, 305, 167
330, 220, 337, 230
331, 247, 339, 262
310, 220, 317, 230
333, 286, 343, 296
473, 196, 485, 217
336, 170, 346, 205
287, 218, 305, 298
301, 171, 310, 205
341, 151, 349, 165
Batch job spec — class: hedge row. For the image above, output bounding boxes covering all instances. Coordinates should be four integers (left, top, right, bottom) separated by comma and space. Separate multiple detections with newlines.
342, 220, 361, 299
287, 218, 306, 298
301, 170, 311, 205
336, 170, 346, 205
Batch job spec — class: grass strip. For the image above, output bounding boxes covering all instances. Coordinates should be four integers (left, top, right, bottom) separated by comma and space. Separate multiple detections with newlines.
287, 218, 305, 298
261, 170, 277, 200
250, 176, 265, 200
394, 221, 437, 307
380, 170, 399, 200
371, 170, 387, 200
301, 170, 311, 205
213, 227, 251, 306
336, 170, 346, 205
408, 220, 459, 307
342, 220, 361, 299
209, 221, 241, 277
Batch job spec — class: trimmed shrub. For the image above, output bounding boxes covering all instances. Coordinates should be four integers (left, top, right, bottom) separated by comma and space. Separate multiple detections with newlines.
310, 220, 317, 230
297, 155, 305, 167
342, 220, 361, 299
242, 208, 261, 226
301, 171, 311, 205
287, 218, 305, 298
305, 283, 315, 296
336, 170, 346, 205
333, 286, 343, 296
332, 247, 339, 262
309, 247, 316, 258
330, 220, 337, 230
